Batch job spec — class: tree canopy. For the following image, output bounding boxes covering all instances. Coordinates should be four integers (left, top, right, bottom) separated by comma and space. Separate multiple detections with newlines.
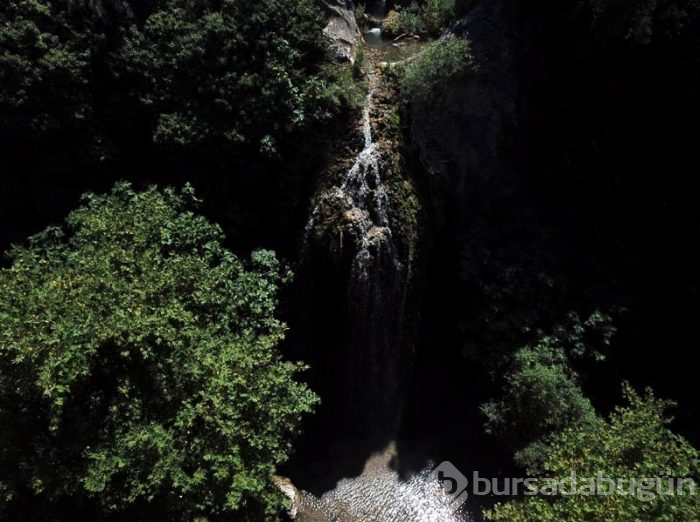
116, 0, 352, 153
0, 0, 356, 150
485, 385, 700, 522
0, 183, 317, 520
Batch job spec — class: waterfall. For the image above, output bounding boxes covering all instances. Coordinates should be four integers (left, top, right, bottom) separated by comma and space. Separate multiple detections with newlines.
365, 0, 389, 20
305, 85, 396, 281
288, 58, 472, 522
299, 70, 410, 437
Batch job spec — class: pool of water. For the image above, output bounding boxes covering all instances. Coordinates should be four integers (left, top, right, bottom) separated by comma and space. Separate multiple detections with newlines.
361, 1, 425, 62
363, 27, 390, 48
291, 440, 475, 522
364, 29, 425, 62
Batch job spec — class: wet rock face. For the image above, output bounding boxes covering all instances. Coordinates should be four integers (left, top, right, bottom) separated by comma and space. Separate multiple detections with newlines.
289, 51, 431, 521
301, 79, 412, 434
305, 83, 396, 281
320, 0, 363, 62
295, 53, 424, 438
309, 187, 387, 272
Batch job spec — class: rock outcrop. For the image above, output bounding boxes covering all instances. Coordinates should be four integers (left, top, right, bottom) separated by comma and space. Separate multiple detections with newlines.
273, 475, 300, 519
319, 0, 362, 62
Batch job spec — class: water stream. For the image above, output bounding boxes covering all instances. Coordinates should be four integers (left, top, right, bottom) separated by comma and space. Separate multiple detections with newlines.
305, 78, 395, 278
291, 60, 473, 521
293, 441, 470, 522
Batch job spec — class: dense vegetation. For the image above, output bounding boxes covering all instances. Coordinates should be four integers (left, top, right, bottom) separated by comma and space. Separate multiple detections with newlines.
0, 0, 363, 253
382, 0, 459, 37
485, 386, 700, 521
1, 0, 699, 519
0, 184, 316, 520
480, 341, 598, 469
116, 0, 353, 151
400, 36, 473, 101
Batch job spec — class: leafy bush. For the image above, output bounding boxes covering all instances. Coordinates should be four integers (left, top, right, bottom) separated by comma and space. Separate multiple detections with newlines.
0, 183, 317, 519
116, 0, 351, 153
383, 9, 412, 37
422, 0, 456, 35
398, 6, 424, 35
0, 0, 93, 138
482, 341, 598, 468
485, 385, 700, 522
384, 0, 456, 36
401, 35, 474, 102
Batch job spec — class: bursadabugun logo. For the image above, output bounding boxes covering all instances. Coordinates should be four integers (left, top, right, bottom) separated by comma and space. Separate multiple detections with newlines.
429, 461, 470, 510
431, 461, 697, 513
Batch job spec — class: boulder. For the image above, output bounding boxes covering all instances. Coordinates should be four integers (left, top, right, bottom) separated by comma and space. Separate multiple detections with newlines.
272, 475, 300, 519
319, 0, 362, 62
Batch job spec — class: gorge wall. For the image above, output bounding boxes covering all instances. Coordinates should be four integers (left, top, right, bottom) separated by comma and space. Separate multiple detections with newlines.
409, 0, 700, 440
292, 61, 423, 441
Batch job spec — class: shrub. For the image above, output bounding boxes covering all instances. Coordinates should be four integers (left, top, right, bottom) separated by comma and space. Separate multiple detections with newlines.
401, 35, 474, 101
422, 0, 456, 35
0, 0, 93, 138
382, 9, 407, 37
383, 0, 456, 37
398, 6, 425, 34
0, 183, 318, 519
485, 385, 700, 522
482, 341, 598, 469
382, 5, 424, 36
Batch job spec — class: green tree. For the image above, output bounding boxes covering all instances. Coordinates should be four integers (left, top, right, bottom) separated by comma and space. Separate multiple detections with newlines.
481, 341, 598, 469
1, 0, 363, 252
0, 183, 317, 520
485, 385, 700, 522
116, 0, 356, 153
0, 0, 93, 138
0, 0, 357, 150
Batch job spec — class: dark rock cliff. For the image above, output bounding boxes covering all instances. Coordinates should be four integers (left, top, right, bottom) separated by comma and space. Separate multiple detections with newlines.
408, 0, 520, 225
408, 0, 700, 441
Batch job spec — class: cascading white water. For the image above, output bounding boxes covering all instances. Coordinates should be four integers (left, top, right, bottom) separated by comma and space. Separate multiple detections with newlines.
299, 65, 412, 440
304, 84, 395, 280
340, 88, 390, 229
